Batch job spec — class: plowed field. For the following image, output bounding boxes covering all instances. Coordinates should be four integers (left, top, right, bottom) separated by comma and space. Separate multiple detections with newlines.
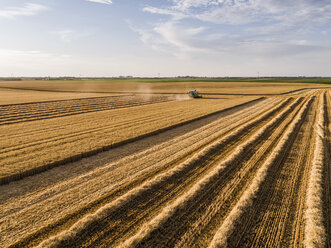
0, 87, 330, 248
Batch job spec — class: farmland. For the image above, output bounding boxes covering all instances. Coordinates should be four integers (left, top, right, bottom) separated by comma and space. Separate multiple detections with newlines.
0, 79, 330, 248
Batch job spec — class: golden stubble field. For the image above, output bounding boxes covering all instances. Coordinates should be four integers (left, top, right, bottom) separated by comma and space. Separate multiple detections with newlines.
0, 79, 330, 248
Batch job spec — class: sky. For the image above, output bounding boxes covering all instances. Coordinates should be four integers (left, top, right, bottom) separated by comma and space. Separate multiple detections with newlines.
0, 0, 330, 77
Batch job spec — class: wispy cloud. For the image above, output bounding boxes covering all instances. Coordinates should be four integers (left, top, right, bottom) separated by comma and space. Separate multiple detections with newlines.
144, 0, 331, 26
0, 3, 48, 19
154, 21, 207, 53
50, 29, 91, 43
139, 0, 331, 58
86, 0, 113, 4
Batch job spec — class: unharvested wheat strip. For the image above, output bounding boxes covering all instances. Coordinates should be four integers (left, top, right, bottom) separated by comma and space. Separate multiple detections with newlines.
208, 97, 313, 248
116, 97, 302, 248
304, 93, 327, 248
35, 98, 291, 248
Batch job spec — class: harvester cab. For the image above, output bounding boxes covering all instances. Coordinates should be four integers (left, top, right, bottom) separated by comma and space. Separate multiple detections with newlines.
188, 90, 202, 98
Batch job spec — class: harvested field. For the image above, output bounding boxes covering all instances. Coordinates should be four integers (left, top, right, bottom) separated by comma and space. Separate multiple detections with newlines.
0, 79, 328, 95
0, 81, 330, 248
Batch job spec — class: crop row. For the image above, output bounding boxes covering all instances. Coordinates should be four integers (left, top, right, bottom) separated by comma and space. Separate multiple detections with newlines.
304, 93, 327, 248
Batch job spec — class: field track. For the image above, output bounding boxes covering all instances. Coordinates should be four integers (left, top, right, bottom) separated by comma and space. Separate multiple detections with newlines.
0, 95, 173, 125
0, 90, 330, 248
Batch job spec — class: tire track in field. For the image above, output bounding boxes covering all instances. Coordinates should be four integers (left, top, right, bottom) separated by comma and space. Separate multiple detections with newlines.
32, 97, 294, 248
0, 95, 173, 125
2, 98, 278, 247
212, 95, 315, 248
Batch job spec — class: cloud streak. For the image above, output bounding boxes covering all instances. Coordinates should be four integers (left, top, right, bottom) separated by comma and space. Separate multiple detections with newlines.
0, 3, 48, 19
86, 0, 113, 4
50, 29, 91, 43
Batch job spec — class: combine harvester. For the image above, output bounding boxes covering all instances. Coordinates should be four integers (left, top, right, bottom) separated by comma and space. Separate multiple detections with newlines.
188, 90, 202, 98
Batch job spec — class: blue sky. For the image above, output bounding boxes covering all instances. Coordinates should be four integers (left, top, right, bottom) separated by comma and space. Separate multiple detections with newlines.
0, 0, 330, 77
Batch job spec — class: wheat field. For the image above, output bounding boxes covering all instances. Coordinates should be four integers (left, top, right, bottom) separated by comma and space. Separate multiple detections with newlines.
0, 79, 330, 248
